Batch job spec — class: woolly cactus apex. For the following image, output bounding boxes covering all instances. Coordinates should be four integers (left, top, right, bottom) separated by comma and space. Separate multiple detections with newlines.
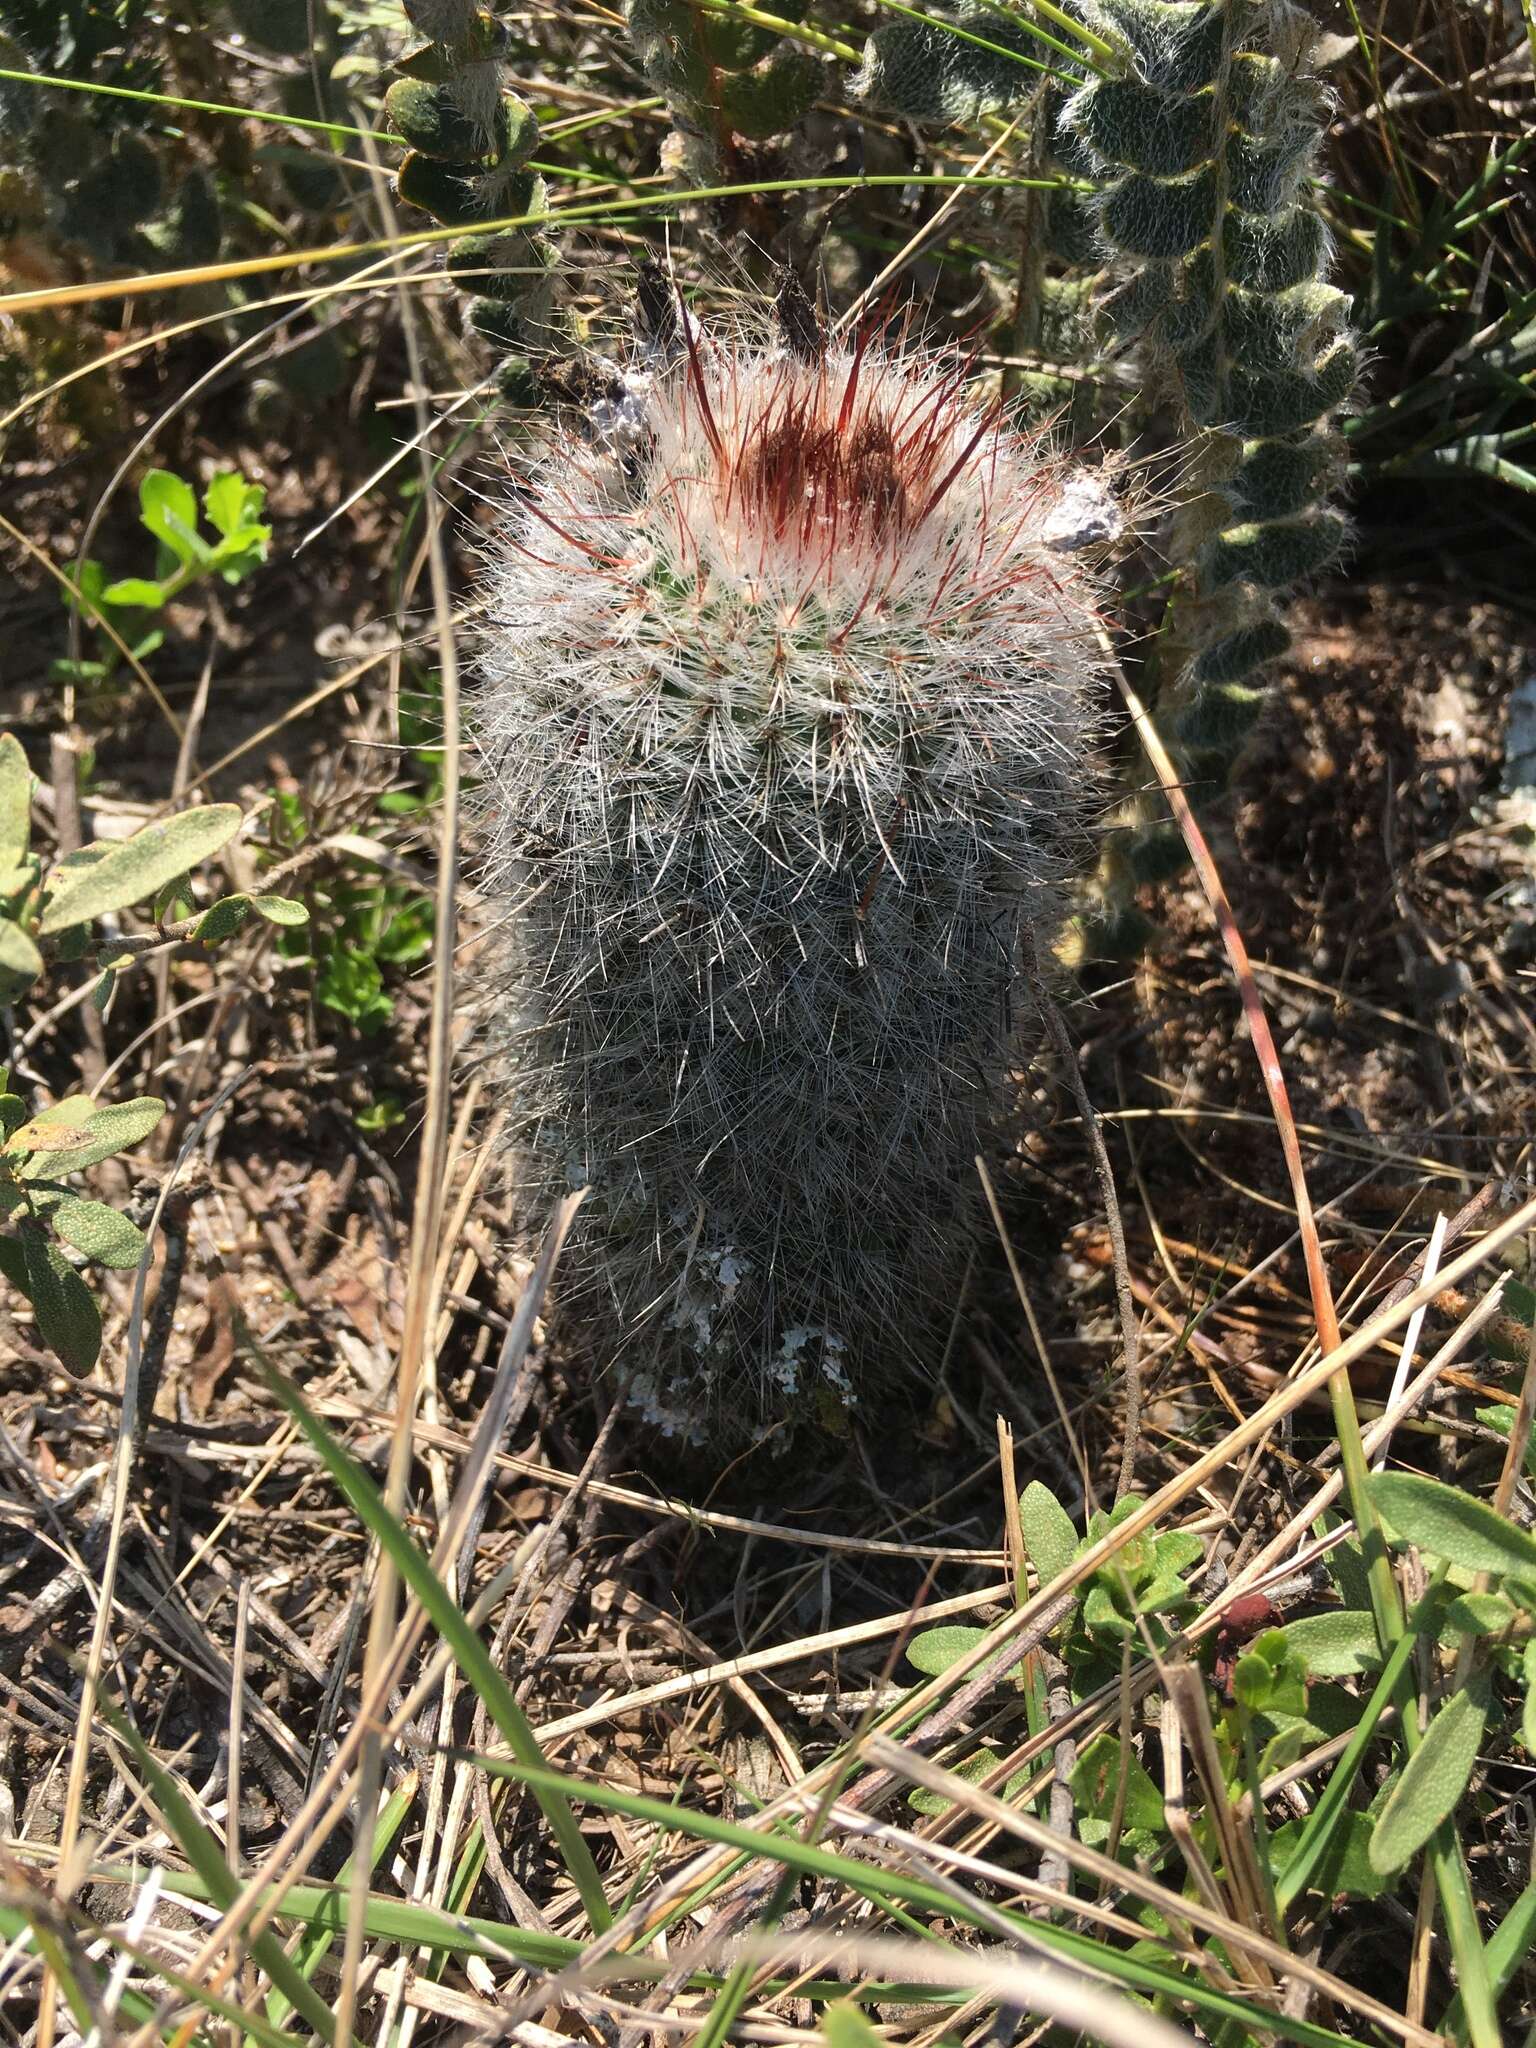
470, 313, 1121, 1440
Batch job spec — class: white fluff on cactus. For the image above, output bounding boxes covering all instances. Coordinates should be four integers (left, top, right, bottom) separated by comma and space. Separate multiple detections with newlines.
473, 315, 1117, 1440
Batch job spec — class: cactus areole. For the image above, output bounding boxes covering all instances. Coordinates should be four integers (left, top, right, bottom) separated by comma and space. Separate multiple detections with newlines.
474, 319, 1118, 1440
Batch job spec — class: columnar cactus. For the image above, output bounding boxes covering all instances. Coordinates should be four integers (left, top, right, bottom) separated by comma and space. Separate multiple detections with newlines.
386, 1, 556, 378
624, 0, 826, 185
471, 303, 1119, 1439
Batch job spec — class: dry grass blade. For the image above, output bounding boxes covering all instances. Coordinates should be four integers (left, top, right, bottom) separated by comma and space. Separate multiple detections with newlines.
723, 1931, 1202, 2048
858, 1736, 1440, 2046
1107, 647, 1343, 1355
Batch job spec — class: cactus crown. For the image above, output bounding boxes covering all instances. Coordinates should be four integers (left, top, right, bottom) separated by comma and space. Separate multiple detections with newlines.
471, 309, 1118, 1437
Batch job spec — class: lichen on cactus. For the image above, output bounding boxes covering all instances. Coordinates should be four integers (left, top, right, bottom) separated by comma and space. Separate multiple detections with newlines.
470, 303, 1121, 1439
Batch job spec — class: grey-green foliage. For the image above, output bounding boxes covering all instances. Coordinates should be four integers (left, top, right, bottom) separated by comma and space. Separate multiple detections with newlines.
1057, 0, 1356, 752
857, 0, 1359, 943
853, 6, 1045, 125
624, 0, 826, 183
0, 22, 221, 272
0, 734, 306, 1374
388, 1, 556, 383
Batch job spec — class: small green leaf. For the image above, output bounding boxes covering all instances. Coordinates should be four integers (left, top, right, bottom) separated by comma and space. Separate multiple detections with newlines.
40, 804, 241, 934
0, 1228, 102, 1373
138, 469, 207, 568
0, 734, 32, 866
820, 2003, 885, 2048
906, 1625, 988, 1677
204, 470, 267, 540
1274, 1808, 1394, 1902
62, 558, 107, 614
1019, 1480, 1077, 1589
1070, 1733, 1164, 1831
1443, 1591, 1517, 1638
15, 1096, 165, 1176
1370, 1469, 1536, 1578
194, 894, 252, 944
905, 1747, 1003, 1816
251, 893, 309, 927
1280, 1609, 1383, 1678
1257, 1717, 1321, 1779
1368, 1681, 1491, 1875
0, 917, 43, 999
101, 576, 168, 608
51, 1196, 148, 1269
5, 1095, 95, 1154
1522, 1641, 1536, 1753
1152, 1529, 1206, 1575
1476, 1403, 1536, 1479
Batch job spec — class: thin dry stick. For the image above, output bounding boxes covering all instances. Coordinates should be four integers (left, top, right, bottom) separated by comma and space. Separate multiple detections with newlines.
858, 1736, 1438, 2048
975, 1154, 1095, 1510
1105, 648, 1344, 1354
40, 1068, 251, 2048
122, 1207, 580, 2045
1038, 982, 1143, 1498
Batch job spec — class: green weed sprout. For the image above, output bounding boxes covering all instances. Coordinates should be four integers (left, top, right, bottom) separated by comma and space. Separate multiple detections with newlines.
58, 467, 271, 695
0, 734, 306, 1372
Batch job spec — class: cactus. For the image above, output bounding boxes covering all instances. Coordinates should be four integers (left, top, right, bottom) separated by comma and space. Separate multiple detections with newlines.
470, 304, 1121, 1439
387, 1, 559, 364
624, 0, 826, 184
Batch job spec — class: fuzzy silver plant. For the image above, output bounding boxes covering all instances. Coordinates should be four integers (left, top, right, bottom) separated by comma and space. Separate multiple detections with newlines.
471, 300, 1120, 1440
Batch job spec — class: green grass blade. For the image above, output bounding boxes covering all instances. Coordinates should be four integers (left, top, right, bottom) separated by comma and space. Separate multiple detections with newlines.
463, 1751, 1376, 2048
254, 1356, 613, 1931
1440, 1878, 1536, 2039
264, 1771, 418, 2029
0, 1903, 311, 2048
92, 1691, 353, 2045
1275, 1624, 1419, 1909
